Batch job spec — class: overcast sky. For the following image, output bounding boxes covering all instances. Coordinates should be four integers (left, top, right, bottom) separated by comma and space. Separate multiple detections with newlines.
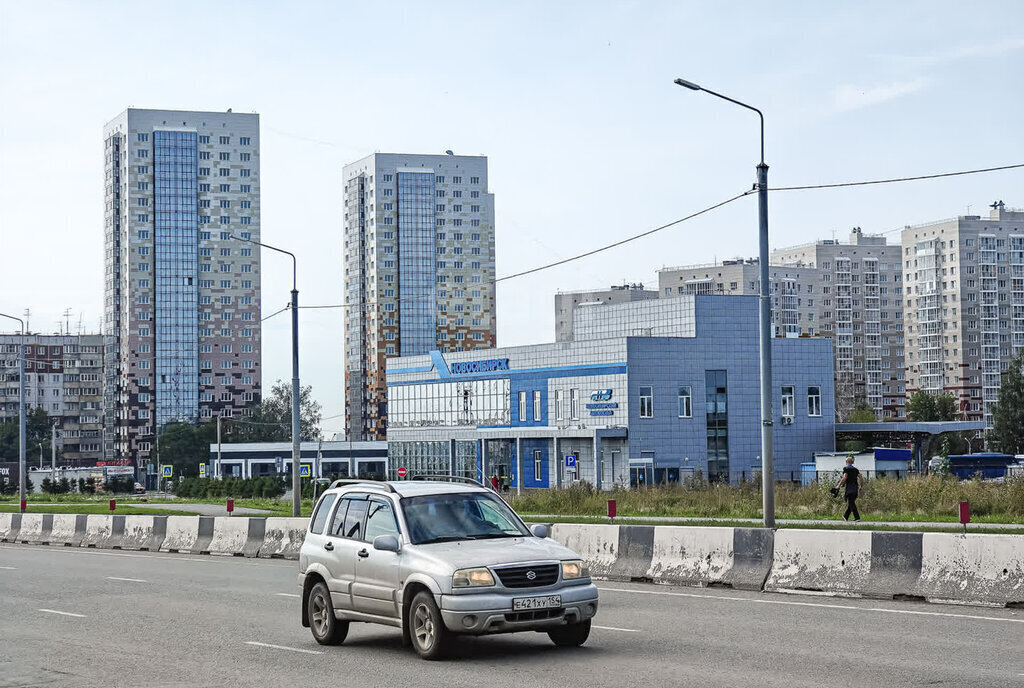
2, 1, 1023, 436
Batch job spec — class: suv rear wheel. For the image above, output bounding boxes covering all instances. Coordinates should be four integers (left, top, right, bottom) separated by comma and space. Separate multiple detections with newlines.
547, 619, 591, 647
409, 591, 450, 660
308, 581, 349, 645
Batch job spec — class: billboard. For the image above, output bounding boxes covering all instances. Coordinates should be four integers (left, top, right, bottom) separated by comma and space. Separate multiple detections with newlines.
105, 465, 136, 477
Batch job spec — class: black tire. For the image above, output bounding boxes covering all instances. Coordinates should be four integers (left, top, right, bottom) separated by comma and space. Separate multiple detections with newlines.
408, 591, 450, 660
548, 619, 591, 647
307, 581, 349, 645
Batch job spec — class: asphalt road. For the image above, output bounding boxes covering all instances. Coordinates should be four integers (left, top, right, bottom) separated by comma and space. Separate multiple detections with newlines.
1, 543, 1021, 688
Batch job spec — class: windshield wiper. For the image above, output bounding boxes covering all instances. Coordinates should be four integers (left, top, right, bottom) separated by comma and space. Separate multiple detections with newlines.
465, 533, 520, 540
417, 535, 468, 544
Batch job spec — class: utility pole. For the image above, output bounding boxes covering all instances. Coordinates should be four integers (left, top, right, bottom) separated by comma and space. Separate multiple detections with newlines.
217, 414, 222, 478
51, 423, 58, 488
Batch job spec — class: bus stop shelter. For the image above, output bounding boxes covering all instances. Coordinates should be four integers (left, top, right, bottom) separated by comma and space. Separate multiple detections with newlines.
834, 421, 987, 472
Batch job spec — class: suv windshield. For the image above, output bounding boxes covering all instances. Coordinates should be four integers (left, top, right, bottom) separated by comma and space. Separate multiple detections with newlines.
401, 492, 531, 545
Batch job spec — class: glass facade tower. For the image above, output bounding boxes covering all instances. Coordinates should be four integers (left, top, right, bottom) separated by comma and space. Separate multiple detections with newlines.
153, 130, 199, 427
397, 171, 436, 356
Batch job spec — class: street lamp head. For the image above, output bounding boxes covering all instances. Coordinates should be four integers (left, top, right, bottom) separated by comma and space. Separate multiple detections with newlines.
674, 78, 702, 91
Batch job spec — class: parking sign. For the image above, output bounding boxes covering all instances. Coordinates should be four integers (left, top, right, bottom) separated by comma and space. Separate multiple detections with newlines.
565, 455, 577, 468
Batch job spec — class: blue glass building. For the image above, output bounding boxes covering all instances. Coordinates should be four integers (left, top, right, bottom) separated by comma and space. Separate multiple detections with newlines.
386, 295, 835, 488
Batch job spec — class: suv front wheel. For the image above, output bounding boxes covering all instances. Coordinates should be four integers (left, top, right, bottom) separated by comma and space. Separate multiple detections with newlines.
409, 591, 450, 660
547, 619, 591, 647
308, 581, 349, 645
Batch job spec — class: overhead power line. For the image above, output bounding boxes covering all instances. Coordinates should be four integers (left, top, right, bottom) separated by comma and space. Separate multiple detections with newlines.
771, 161, 1024, 192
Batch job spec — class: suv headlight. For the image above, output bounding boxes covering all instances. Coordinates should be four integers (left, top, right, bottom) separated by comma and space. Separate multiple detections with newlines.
453, 567, 495, 588
562, 560, 589, 580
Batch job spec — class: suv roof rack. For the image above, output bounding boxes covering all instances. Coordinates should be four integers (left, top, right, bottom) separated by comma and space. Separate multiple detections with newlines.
328, 479, 397, 493
409, 475, 485, 488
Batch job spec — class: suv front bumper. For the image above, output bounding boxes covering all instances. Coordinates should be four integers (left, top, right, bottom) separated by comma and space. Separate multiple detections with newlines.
438, 582, 599, 635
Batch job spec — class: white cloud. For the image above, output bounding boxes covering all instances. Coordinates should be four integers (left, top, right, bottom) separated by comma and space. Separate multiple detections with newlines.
833, 77, 929, 112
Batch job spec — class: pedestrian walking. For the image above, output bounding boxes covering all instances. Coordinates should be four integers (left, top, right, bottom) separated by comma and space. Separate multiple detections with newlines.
835, 455, 864, 522
490, 475, 499, 492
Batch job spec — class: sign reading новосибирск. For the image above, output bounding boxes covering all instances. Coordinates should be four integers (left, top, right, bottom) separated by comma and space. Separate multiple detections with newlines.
450, 359, 510, 375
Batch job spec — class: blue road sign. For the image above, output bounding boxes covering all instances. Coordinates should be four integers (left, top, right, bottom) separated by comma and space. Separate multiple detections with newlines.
299, 464, 312, 478
565, 455, 577, 468
161, 465, 173, 478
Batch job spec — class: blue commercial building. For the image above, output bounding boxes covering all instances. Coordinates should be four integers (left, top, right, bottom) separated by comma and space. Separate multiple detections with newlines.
386, 295, 835, 488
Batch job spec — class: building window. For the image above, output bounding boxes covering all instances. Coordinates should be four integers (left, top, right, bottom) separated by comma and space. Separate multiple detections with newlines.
533, 390, 541, 421
807, 386, 822, 417
533, 450, 543, 482
678, 386, 692, 418
570, 389, 579, 420
554, 389, 563, 421
705, 370, 729, 480
639, 385, 653, 418
781, 385, 795, 419
518, 391, 527, 422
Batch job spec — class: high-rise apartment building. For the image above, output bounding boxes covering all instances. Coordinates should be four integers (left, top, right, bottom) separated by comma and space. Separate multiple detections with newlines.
103, 108, 262, 462
0, 333, 104, 465
772, 228, 905, 421
902, 202, 1024, 427
343, 153, 496, 441
554, 283, 658, 342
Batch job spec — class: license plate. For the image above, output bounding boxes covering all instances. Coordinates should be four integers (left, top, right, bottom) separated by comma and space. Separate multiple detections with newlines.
512, 595, 561, 611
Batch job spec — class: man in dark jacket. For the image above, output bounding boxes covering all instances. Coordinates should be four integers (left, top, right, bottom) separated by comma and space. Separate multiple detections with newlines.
836, 455, 865, 522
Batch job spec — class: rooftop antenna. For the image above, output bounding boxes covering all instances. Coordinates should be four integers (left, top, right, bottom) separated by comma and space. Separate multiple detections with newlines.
63, 308, 72, 335
77, 312, 84, 335
23, 308, 30, 334
967, 204, 972, 215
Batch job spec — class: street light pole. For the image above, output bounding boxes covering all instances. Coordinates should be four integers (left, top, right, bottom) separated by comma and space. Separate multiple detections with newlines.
674, 77, 776, 528
231, 235, 302, 517
0, 313, 26, 512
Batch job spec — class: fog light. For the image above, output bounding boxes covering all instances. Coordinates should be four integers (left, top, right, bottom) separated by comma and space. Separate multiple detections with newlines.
462, 615, 477, 628
586, 604, 596, 615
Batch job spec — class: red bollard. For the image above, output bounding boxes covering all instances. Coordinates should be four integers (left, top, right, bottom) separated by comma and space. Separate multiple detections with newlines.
959, 501, 970, 534
227, 497, 235, 515
109, 499, 116, 512
607, 499, 617, 519
20, 499, 26, 512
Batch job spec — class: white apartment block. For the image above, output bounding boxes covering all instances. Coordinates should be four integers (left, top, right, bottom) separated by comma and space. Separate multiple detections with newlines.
657, 259, 820, 339
902, 202, 1024, 427
103, 108, 262, 462
0, 333, 104, 464
772, 228, 906, 421
343, 153, 496, 441
554, 283, 658, 343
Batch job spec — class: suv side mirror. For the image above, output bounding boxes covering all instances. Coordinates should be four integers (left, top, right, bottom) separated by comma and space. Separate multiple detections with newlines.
530, 524, 549, 539
373, 534, 400, 552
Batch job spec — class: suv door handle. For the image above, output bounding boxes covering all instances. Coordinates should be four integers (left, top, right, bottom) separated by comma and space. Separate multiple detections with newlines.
324, 542, 334, 551
357, 548, 369, 558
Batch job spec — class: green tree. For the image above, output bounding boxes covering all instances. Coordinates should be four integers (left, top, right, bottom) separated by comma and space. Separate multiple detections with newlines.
231, 380, 322, 442
0, 407, 59, 462
848, 402, 876, 423
992, 350, 1024, 454
905, 391, 938, 422
156, 421, 219, 479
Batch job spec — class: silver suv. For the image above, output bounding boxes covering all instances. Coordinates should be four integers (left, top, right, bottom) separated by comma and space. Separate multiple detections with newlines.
298, 477, 598, 659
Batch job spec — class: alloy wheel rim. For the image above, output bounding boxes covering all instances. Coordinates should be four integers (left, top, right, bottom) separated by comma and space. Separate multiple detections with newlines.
413, 604, 434, 650
311, 592, 329, 636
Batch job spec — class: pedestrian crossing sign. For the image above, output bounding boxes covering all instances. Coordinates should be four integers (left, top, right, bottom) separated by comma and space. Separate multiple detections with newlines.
161, 465, 173, 478
299, 464, 312, 478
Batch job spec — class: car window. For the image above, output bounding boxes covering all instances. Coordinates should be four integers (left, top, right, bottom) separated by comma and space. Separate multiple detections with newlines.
342, 498, 369, 540
401, 492, 530, 544
310, 493, 337, 535
364, 498, 400, 541
330, 497, 351, 537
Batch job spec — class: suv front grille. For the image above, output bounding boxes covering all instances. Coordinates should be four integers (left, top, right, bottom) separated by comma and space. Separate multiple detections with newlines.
505, 608, 564, 623
494, 563, 559, 588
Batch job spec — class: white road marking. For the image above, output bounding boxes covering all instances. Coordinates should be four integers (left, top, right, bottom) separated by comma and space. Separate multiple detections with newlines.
245, 641, 322, 655
107, 576, 147, 583
598, 586, 1024, 624
0, 544, 293, 569
38, 608, 86, 618
0, 566, 15, 570
275, 592, 301, 598
593, 624, 639, 632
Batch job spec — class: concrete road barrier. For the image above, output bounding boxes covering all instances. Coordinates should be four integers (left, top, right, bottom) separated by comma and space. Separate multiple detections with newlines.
915, 533, 1024, 607
0, 513, 19, 542
49, 514, 88, 547
18, 514, 51, 545
161, 516, 201, 553
257, 517, 308, 559
81, 515, 125, 549
765, 529, 873, 595
550, 524, 627, 579
645, 526, 733, 586
208, 517, 266, 557
121, 515, 167, 551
